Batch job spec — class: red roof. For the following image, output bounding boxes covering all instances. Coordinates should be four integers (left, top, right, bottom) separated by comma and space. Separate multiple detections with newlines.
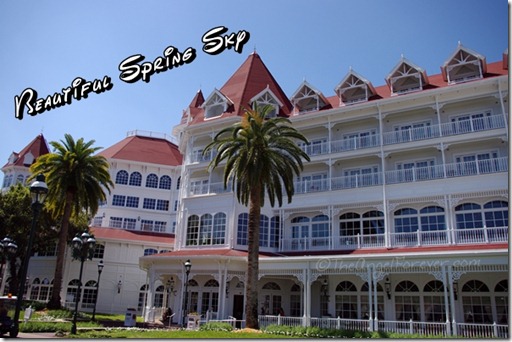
185, 53, 508, 126
2, 134, 50, 168
91, 226, 174, 244
188, 53, 292, 125
99, 135, 182, 166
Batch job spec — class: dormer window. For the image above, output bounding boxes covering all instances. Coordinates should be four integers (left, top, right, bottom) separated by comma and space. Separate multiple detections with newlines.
23, 152, 35, 166
8, 153, 18, 164
386, 58, 428, 96
202, 90, 231, 119
442, 44, 486, 84
250, 87, 283, 118
291, 81, 328, 114
335, 69, 376, 105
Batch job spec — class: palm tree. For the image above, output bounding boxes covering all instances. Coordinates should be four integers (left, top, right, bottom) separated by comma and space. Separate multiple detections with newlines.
204, 105, 310, 328
29, 134, 113, 309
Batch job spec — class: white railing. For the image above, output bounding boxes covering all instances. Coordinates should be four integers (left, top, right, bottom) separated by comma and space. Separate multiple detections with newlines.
331, 135, 380, 153
377, 319, 449, 336
440, 115, 506, 136
331, 173, 382, 190
382, 126, 440, 145
280, 226, 507, 252
456, 322, 508, 338
187, 157, 507, 197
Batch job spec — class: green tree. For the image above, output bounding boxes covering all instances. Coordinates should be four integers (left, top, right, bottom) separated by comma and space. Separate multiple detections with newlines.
204, 105, 310, 328
29, 134, 113, 309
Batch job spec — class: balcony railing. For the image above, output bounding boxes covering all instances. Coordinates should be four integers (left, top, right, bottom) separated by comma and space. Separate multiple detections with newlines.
279, 226, 507, 252
189, 114, 506, 163
188, 157, 507, 196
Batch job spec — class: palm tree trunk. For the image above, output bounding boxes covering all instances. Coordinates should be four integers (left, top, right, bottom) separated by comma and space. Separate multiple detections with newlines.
245, 188, 261, 329
47, 191, 74, 309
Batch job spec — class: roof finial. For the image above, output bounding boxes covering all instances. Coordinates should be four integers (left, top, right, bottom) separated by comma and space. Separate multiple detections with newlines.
253, 45, 257, 54
349, 65, 353, 71
458, 40, 462, 46
401, 53, 404, 60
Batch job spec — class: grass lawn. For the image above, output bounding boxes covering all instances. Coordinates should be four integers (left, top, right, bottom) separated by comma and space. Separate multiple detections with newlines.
70, 328, 296, 339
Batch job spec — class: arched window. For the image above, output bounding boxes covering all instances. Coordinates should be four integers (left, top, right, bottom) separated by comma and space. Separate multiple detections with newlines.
146, 173, 158, 188
237, 213, 249, 245
262, 282, 282, 315
159, 175, 172, 190
495, 280, 508, 324
483, 200, 508, 228
30, 278, 41, 300
199, 214, 213, 245
186, 215, 199, 246
115, 170, 128, 185
394, 208, 419, 233
212, 213, 226, 245
419, 206, 446, 231
201, 280, 219, 315
259, 215, 269, 247
461, 280, 492, 323
262, 282, 281, 290
144, 248, 158, 256
291, 216, 309, 250
176, 177, 181, 190
204, 279, 219, 287
362, 211, 384, 234
66, 279, 81, 308
290, 284, 302, 317
129, 172, 142, 186
335, 281, 357, 318
82, 280, 98, 309
423, 280, 446, 322
154, 285, 165, 308
138, 284, 148, 311
395, 280, 420, 321
455, 203, 483, 229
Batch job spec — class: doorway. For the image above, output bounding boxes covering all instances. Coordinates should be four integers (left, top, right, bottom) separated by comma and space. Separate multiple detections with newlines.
233, 295, 244, 328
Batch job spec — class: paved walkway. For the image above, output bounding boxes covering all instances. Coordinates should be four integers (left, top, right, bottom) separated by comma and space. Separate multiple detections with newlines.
12, 332, 62, 339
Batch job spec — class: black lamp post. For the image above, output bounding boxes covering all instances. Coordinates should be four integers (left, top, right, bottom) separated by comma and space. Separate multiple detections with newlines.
182, 259, 191, 327
91, 260, 104, 321
0, 237, 18, 295
70, 232, 96, 335
12, 174, 48, 338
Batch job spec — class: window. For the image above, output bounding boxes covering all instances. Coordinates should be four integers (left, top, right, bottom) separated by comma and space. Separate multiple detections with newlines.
396, 159, 435, 182
186, 215, 199, 246
199, 214, 212, 245
394, 208, 419, 233
143, 198, 156, 210
340, 211, 385, 236
144, 248, 158, 256
342, 130, 378, 150
252, 91, 280, 118
443, 46, 484, 84
259, 215, 269, 247
202, 279, 219, 315
93, 244, 105, 259
138, 285, 148, 312
154, 285, 164, 308
393, 121, 432, 143
335, 71, 376, 105
495, 280, 508, 324
335, 281, 358, 319
212, 213, 226, 245
269, 216, 280, 248
109, 217, 123, 228
154, 221, 166, 232
159, 175, 172, 190
312, 215, 330, 247
342, 166, 380, 188
462, 280, 492, 323
291, 81, 328, 114
146, 174, 158, 188
112, 195, 126, 207
65, 279, 80, 308
423, 280, 446, 322
115, 170, 128, 185
141, 220, 154, 231
290, 284, 302, 317
204, 92, 228, 118
176, 177, 181, 190
174, 200, 179, 211
454, 151, 499, 176
129, 172, 142, 186
123, 218, 136, 230
387, 60, 426, 95
451, 111, 493, 133
82, 280, 98, 309
237, 213, 249, 245
126, 196, 139, 208
420, 206, 446, 231
361, 282, 384, 320
156, 200, 169, 211
395, 281, 420, 321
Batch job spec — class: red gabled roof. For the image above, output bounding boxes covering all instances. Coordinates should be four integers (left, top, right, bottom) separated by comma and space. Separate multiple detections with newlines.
2, 133, 50, 168
99, 134, 182, 166
189, 53, 292, 125
91, 226, 174, 244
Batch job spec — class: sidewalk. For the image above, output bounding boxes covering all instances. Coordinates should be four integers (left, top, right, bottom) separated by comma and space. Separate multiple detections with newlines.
12, 332, 62, 339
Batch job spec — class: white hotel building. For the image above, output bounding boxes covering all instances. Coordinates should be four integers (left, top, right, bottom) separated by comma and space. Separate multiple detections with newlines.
1, 43, 508, 337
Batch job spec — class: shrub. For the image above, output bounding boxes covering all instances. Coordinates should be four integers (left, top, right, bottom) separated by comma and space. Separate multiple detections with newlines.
199, 322, 234, 332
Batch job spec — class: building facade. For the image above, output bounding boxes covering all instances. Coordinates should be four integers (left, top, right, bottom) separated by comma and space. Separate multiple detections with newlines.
140, 44, 508, 337
0, 43, 508, 337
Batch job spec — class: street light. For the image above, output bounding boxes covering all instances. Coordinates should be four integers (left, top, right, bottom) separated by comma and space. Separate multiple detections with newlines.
182, 259, 191, 327
12, 174, 48, 338
0, 237, 18, 295
70, 232, 96, 335
91, 260, 104, 321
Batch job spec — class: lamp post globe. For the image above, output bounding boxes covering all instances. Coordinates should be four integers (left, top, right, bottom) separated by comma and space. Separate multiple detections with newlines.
10, 174, 48, 338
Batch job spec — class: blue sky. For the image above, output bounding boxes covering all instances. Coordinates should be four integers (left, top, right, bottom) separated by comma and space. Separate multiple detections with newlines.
0, 0, 508, 184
